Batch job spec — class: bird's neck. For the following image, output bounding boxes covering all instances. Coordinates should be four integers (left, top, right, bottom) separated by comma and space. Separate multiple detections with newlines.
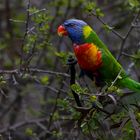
70, 25, 93, 45
82, 25, 93, 39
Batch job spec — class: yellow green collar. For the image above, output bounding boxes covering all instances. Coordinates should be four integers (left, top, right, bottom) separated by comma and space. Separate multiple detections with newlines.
83, 25, 92, 38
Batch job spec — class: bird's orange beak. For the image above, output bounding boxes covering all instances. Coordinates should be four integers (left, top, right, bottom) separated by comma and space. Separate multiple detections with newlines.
57, 25, 68, 36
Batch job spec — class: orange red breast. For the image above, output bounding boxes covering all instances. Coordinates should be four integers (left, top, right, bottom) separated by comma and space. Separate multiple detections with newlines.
73, 43, 102, 71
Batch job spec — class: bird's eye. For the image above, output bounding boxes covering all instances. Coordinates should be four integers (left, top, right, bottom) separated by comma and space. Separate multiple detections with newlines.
66, 23, 75, 27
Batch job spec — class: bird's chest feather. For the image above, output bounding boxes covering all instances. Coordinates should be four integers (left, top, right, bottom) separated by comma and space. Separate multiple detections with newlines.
73, 43, 102, 71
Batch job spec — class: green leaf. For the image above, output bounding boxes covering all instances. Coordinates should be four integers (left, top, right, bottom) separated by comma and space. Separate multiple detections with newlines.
84, 2, 96, 12
70, 108, 81, 120
80, 122, 87, 128
25, 128, 33, 136
90, 95, 103, 109
102, 24, 114, 32
52, 130, 63, 138
116, 89, 123, 96
52, 111, 60, 121
107, 86, 118, 93
57, 99, 69, 110
122, 121, 134, 139
95, 101, 103, 109
118, 75, 122, 79
95, 8, 104, 17
128, 0, 140, 8
0, 76, 7, 87
136, 112, 140, 121
23, 34, 37, 53
55, 51, 69, 64
71, 84, 85, 94
40, 75, 49, 85
55, 51, 67, 58
29, 7, 38, 14
0, 41, 7, 50
90, 95, 97, 102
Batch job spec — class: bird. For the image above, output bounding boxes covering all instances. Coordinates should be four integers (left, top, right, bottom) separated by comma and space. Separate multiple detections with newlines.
57, 19, 140, 93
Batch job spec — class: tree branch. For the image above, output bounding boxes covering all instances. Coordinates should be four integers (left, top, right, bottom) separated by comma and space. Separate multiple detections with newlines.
0, 68, 70, 77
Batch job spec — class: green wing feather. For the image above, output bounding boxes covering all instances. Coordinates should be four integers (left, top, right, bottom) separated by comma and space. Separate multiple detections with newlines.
84, 28, 140, 93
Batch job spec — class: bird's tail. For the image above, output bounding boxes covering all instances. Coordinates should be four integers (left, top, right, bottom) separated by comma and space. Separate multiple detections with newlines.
118, 77, 140, 93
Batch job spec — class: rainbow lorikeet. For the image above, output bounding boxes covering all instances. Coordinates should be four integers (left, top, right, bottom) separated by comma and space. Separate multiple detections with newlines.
57, 19, 140, 93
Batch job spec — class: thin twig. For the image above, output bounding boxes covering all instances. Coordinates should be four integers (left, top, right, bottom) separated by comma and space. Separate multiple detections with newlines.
9, 19, 26, 23
122, 52, 140, 59
0, 68, 70, 77
110, 68, 123, 87
116, 118, 130, 137
0, 117, 49, 134
117, 12, 140, 60
46, 70, 70, 134
90, 11, 124, 40
20, 0, 30, 69
29, 8, 47, 16
132, 24, 140, 28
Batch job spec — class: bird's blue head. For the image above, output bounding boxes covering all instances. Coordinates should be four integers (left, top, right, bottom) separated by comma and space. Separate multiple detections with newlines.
57, 19, 88, 44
